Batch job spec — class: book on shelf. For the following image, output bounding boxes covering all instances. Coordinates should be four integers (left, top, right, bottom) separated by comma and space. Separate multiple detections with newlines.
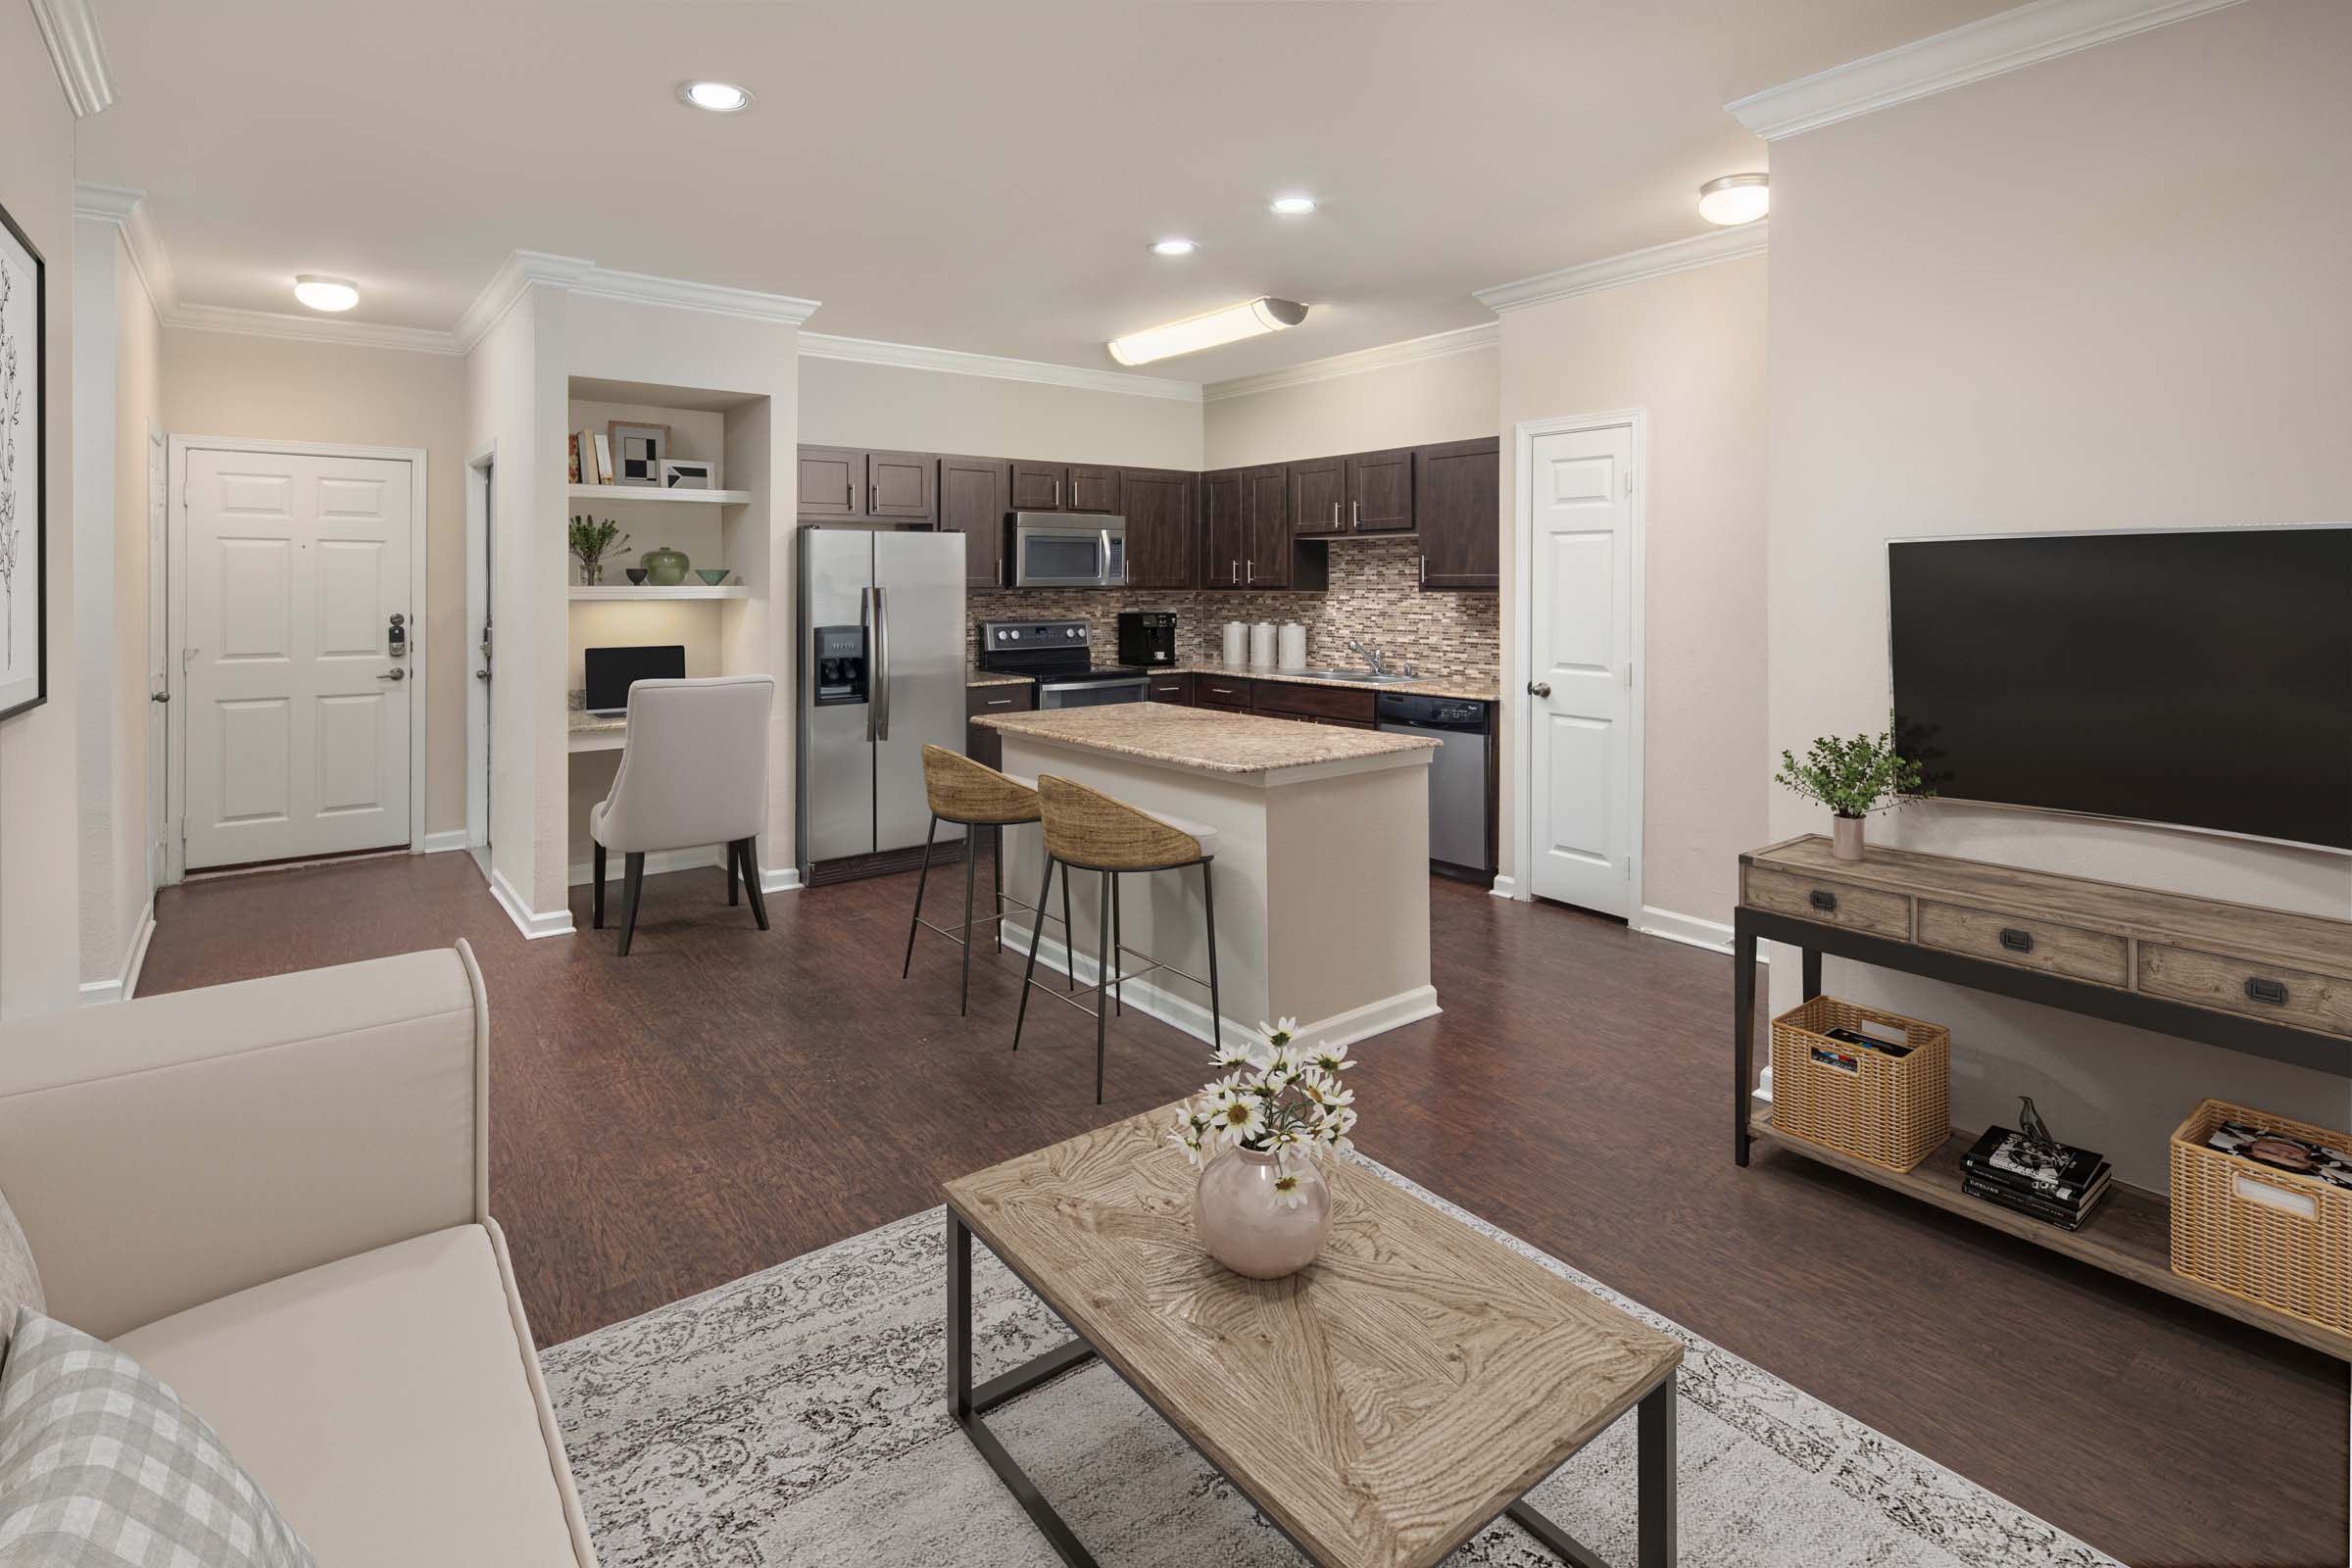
1960, 1126, 2107, 1207
1963, 1173, 2110, 1232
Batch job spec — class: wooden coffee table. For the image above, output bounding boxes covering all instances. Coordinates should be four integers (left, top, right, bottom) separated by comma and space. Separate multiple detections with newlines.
944, 1105, 1682, 1568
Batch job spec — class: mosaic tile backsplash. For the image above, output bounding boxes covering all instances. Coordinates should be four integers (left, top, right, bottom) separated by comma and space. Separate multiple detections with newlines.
969, 537, 1498, 677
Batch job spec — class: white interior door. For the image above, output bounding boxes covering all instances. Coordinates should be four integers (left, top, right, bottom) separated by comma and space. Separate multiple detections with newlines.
181, 448, 415, 869
1527, 423, 1635, 916
146, 426, 168, 888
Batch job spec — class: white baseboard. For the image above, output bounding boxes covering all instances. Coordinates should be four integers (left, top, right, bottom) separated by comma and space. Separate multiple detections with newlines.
1755, 1063, 1774, 1103
77, 899, 157, 1005
419, 829, 470, 855
1004, 921, 1439, 1052
760, 863, 802, 895
489, 865, 574, 940
1635, 905, 1769, 962
1489, 874, 1520, 901
567, 846, 724, 887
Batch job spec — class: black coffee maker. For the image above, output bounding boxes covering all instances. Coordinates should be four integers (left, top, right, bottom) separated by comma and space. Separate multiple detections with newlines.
1116, 611, 1179, 666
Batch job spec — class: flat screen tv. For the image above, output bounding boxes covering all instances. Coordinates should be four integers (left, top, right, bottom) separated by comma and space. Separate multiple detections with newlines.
1887, 527, 2352, 854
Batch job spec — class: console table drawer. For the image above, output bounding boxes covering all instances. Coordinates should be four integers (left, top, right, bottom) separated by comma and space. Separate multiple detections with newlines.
2138, 945, 2352, 1039
1917, 901, 2129, 987
1743, 866, 1910, 940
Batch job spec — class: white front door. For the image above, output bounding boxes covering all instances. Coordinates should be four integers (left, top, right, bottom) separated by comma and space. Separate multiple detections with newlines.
1527, 423, 1635, 916
182, 448, 415, 869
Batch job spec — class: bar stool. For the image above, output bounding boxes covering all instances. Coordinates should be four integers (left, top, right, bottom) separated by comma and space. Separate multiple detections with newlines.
903, 745, 1075, 1016
1011, 774, 1222, 1103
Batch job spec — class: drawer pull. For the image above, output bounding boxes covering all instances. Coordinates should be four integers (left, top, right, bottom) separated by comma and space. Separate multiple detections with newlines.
2244, 976, 2289, 1006
1999, 928, 2034, 955
1807, 890, 1838, 912
985, 699, 1012, 708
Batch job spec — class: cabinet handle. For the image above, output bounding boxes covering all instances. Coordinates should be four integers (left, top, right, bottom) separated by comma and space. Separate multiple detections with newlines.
1351, 500, 1359, 529
1331, 501, 1340, 528
2244, 976, 2290, 1005
1054, 477, 1062, 508
868, 483, 876, 512
1418, 553, 1426, 587
1998, 928, 2034, 954
985, 698, 1013, 708
845, 481, 854, 507
1247, 559, 1253, 583
1807, 889, 1838, 912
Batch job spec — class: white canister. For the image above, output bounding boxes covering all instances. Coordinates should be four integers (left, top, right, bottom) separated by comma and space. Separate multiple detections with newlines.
1277, 622, 1307, 670
1221, 621, 1248, 666
1249, 621, 1277, 667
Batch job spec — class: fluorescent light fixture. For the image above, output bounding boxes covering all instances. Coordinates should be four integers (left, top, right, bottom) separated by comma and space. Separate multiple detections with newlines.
679, 80, 753, 113
1151, 238, 1198, 257
292, 274, 359, 313
1697, 172, 1769, 226
1107, 297, 1307, 367
1268, 195, 1317, 216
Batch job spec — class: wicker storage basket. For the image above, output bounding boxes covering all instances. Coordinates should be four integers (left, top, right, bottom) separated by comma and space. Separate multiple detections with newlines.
2170, 1099, 2352, 1337
1768, 996, 1951, 1174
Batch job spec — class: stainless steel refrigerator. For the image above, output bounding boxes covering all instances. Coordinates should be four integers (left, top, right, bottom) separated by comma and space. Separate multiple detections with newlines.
797, 527, 969, 882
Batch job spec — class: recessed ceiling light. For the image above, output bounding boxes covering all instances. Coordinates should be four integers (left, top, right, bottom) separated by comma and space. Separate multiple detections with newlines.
1107, 297, 1307, 367
1268, 195, 1317, 216
1150, 238, 1198, 257
1697, 172, 1769, 226
679, 80, 753, 113
292, 274, 359, 313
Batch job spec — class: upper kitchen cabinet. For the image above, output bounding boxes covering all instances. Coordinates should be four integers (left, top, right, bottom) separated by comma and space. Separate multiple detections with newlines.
1201, 469, 1244, 588
1120, 467, 1198, 589
798, 446, 863, 517
1346, 447, 1416, 533
938, 454, 1010, 587
797, 446, 937, 523
1413, 437, 1500, 590
1289, 457, 1348, 539
1241, 465, 1292, 589
1010, 462, 1122, 514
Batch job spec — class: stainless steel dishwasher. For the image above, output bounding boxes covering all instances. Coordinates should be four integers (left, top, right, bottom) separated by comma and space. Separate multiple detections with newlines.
1376, 692, 1492, 878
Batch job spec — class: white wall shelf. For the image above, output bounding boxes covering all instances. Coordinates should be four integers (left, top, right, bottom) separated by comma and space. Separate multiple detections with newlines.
568, 584, 748, 602
568, 484, 752, 506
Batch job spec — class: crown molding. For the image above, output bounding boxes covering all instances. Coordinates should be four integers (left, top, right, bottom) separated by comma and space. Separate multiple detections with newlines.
1201, 322, 1498, 404
30, 0, 115, 117
72, 182, 178, 316
799, 332, 1202, 403
167, 302, 465, 357
1726, 0, 2251, 141
1474, 223, 1768, 316
452, 249, 595, 354
569, 267, 822, 329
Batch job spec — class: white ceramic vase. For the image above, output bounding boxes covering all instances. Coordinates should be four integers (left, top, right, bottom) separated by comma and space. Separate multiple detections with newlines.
1832, 813, 1865, 860
1195, 1147, 1333, 1280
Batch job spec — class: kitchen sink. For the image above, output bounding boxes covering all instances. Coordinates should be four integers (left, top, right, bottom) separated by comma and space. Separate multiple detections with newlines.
1283, 667, 1422, 684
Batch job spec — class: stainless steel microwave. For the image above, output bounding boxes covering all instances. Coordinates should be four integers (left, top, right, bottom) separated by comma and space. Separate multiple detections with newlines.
1010, 514, 1125, 588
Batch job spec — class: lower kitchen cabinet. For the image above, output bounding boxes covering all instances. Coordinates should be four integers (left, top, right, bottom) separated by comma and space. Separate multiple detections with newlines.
1194, 675, 1252, 711
965, 682, 1035, 769
1250, 679, 1376, 725
1146, 673, 1194, 706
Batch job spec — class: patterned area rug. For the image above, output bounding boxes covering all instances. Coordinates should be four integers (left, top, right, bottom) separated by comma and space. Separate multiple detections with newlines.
542, 1156, 2121, 1568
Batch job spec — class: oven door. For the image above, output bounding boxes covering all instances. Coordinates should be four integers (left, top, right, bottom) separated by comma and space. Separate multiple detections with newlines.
1014, 519, 1126, 588
1036, 676, 1150, 710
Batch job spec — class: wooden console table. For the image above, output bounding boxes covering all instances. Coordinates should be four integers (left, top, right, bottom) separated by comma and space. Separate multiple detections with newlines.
1732, 833, 2352, 1359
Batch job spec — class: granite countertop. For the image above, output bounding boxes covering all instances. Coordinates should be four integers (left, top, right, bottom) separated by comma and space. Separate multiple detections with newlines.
966, 669, 1035, 689
567, 708, 626, 737
1171, 660, 1502, 704
975, 703, 1439, 777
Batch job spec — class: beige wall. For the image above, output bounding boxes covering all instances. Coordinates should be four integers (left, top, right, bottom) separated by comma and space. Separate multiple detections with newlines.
1764, 0, 2352, 1187
1497, 254, 1771, 932
160, 328, 469, 838
799, 354, 1200, 468
1202, 343, 1498, 469
0, 13, 79, 1018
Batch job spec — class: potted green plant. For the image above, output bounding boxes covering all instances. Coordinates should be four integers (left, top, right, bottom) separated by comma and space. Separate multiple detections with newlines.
1775, 726, 1931, 860
568, 514, 629, 586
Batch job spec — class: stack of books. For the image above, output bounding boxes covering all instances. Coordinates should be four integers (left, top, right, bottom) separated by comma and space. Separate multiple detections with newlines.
1959, 1126, 2112, 1232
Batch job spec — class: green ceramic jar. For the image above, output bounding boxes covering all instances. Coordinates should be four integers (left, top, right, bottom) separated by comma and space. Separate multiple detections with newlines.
641, 543, 691, 586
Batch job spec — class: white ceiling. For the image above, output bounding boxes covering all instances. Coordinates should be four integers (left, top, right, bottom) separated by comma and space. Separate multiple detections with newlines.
75, 0, 2009, 382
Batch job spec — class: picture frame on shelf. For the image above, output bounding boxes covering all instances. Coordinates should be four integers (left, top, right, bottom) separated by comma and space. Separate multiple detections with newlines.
608, 420, 669, 487
660, 457, 716, 491
0, 197, 47, 722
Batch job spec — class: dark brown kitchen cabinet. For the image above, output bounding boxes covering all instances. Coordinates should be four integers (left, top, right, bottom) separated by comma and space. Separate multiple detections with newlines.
1241, 465, 1292, 589
1009, 462, 1121, 514
797, 446, 936, 522
1413, 436, 1500, 590
1346, 447, 1415, 533
938, 455, 1009, 588
965, 681, 1035, 770
1289, 457, 1348, 539
1146, 673, 1194, 706
1200, 469, 1245, 588
1194, 675, 1252, 711
1068, 465, 1121, 514
1120, 467, 1197, 589
798, 447, 862, 517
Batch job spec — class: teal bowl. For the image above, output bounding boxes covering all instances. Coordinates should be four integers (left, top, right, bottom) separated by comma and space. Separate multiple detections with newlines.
694, 568, 730, 586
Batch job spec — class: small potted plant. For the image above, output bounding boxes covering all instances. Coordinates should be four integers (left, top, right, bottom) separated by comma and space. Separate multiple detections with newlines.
1171, 1019, 1358, 1280
1775, 725, 1931, 860
568, 514, 629, 586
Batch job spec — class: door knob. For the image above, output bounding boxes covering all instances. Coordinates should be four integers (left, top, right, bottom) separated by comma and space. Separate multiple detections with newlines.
474, 669, 491, 682
376, 667, 406, 681
1527, 680, 1551, 698
150, 690, 171, 704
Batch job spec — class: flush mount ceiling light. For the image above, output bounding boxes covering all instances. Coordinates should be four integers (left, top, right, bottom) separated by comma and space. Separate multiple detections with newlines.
1697, 172, 1769, 226
1268, 195, 1317, 216
1151, 238, 1198, 257
292, 274, 359, 313
1107, 297, 1307, 367
678, 80, 753, 113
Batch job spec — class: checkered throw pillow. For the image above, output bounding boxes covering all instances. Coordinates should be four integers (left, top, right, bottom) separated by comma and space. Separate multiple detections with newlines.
0, 1192, 38, 1360
0, 1308, 314, 1567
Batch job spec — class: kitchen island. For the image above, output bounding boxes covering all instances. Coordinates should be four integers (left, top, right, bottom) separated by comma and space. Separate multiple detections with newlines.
975, 703, 1439, 1054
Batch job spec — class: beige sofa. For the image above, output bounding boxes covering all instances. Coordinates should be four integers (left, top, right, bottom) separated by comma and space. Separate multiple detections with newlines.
0, 942, 597, 1567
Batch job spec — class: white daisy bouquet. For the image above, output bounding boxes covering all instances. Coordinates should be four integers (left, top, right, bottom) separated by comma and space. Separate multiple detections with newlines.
1170, 1018, 1358, 1206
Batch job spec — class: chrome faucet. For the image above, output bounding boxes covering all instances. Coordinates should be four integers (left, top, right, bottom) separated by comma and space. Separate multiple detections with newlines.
1346, 635, 1388, 677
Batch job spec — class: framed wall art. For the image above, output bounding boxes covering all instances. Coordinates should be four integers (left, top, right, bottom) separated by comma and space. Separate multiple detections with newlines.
0, 198, 45, 722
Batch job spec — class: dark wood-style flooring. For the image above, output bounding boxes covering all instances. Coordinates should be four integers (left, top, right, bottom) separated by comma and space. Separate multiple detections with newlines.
138, 850, 2346, 1568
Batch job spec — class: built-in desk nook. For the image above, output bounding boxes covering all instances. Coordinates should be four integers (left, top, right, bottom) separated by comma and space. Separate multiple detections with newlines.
1734, 833, 2352, 1359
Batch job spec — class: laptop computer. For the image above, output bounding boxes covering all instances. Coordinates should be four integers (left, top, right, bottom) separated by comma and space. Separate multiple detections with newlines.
584, 645, 685, 717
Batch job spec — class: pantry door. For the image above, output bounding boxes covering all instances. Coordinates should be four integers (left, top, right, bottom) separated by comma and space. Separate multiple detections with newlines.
179, 445, 418, 870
